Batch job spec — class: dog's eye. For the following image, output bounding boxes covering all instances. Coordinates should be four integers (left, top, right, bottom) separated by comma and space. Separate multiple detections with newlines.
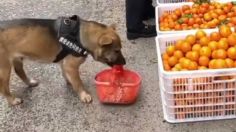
115, 50, 120, 53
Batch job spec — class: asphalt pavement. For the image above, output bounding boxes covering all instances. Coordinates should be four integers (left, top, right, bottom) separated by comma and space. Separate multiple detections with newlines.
0, 0, 236, 132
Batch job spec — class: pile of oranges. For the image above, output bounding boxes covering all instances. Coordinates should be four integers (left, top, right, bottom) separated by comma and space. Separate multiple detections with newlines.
162, 25, 236, 71
159, 1, 236, 31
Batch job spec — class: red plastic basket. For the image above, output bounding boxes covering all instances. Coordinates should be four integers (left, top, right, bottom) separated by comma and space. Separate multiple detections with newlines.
95, 66, 141, 104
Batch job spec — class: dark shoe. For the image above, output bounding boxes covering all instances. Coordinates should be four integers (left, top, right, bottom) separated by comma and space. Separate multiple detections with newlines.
127, 25, 157, 40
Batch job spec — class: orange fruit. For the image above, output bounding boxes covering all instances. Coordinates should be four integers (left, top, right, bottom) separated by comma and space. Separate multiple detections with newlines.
175, 40, 184, 50
199, 6, 207, 14
215, 8, 224, 15
214, 49, 227, 59
191, 51, 200, 61
201, 3, 209, 9
186, 52, 192, 59
212, 18, 220, 26
198, 56, 209, 67
214, 59, 227, 69
173, 50, 184, 59
218, 15, 227, 21
230, 17, 236, 25
228, 33, 236, 46
225, 58, 234, 68
166, 45, 176, 56
200, 46, 212, 57
227, 2, 233, 9
195, 30, 207, 40
180, 41, 191, 53
210, 32, 221, 41
185, 35, 196, 45
209, 5, 215, 10
164, 63, 171, 71
162, 53, 170, 60
171, 14, 178, 21
208, 41, 218, 51
207, 21, 216, 28
204, 13, 213, 21
227, 47, 236, 60
186, 51, 199, 62
174, 63, 182, 70
171, 67, 179, 71
211, 12, 218, 19
209, 59, 216, 69
162, 53, 169, 60
212, 50, 217, 59
219, 25, 232, 38
199, 36, 210, 46
179, 57, 186, 63
195, 18, 202, 24
227, 12, 235, 18
188, 18, 195, 26
227, 22, 234, 27
182, 5, 190, 12
193, 23, 200, 28
217, 38, 229, 50
180, 58, 191, 69
198, 66, 208, 70
188, 61, 198, 70
234, 61, 236, 67
192, 44, 201, 53
223, 6, 231, 13
168, 56, 178, 67
174, 24, 182, 30
174, 9, 181, 17
168, 21, 175, 29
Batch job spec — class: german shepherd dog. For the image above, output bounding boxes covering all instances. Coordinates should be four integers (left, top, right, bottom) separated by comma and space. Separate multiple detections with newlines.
0, 15, 126, 105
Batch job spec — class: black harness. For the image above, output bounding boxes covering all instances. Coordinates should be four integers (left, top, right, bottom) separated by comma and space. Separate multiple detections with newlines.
53, 17, 88, 62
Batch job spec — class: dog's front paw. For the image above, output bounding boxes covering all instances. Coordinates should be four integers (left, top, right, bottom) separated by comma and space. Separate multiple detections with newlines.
28, 79, 39, 87
79, 91, 92, 103
10, 98, 23, 105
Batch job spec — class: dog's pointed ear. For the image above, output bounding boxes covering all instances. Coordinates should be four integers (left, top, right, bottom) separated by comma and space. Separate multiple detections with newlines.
99, 35, 113, 46
109, 24, 116, 30
70, 15, 78, 20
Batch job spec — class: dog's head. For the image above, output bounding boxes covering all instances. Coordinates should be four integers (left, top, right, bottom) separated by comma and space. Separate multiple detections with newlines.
71, 15, 126, 67
94, 28, 126, 67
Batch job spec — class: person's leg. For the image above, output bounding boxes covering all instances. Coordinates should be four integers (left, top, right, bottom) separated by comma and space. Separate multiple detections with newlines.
126, 0, 145, 31
143, 0, 155, 20
125, 0, 157, 40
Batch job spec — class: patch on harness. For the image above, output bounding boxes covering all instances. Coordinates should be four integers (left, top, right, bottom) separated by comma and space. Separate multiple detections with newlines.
59, 36, 87, 56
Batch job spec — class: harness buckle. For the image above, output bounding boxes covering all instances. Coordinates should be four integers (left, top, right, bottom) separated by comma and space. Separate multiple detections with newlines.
64, 19, 71, 25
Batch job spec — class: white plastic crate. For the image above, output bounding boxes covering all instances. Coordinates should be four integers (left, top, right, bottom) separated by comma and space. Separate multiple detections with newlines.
156, 0, 228, 5
156, 30, 236, 123
155, 1, 230, 35
157, 0, 192, 5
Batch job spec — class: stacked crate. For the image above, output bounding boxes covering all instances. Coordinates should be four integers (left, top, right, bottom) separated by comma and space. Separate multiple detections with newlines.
155, 0, 236, 123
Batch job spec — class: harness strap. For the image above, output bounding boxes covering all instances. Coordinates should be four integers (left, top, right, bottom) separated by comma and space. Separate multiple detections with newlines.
53, 16, 88, 63
53, 46, 70, 62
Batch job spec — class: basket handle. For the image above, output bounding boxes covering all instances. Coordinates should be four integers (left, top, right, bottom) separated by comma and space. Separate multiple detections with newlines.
212, 77, 236, 83
110, 65, 124, 84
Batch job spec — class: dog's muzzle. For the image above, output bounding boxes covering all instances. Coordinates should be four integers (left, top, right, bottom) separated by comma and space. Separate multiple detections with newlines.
107, 56, 126, 67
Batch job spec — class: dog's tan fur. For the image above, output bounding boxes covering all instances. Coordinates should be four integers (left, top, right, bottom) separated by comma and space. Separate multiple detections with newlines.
0, 18, 125, 105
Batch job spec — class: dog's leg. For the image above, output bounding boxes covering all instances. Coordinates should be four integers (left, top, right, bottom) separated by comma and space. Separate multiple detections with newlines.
0, 58, 22, 105
61, 68, 72, 87
61, 55, 92, 103
13, 58, 39, 87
